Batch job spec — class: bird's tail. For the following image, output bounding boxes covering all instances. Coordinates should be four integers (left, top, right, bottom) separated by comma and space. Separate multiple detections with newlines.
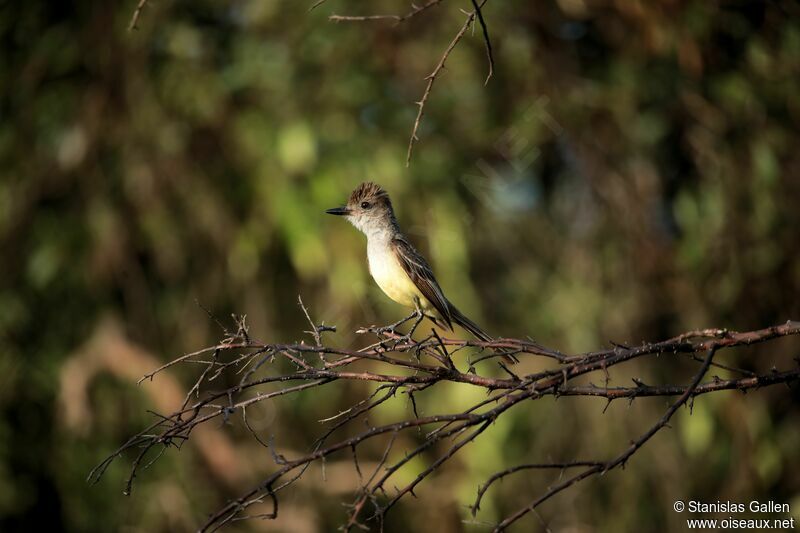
449, 305, 519, 364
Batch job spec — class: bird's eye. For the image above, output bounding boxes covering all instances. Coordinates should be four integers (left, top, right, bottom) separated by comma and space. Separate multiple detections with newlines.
361, 201, 371, 209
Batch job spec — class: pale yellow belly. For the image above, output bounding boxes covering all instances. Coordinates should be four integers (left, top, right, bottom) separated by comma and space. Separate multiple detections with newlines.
368, 246, 431, 312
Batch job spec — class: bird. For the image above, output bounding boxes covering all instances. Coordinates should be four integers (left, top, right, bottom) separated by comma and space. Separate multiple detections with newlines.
326, 182, 516, 363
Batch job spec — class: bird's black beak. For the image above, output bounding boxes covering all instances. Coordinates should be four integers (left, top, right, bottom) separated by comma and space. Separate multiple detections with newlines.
325, 206, 350, 216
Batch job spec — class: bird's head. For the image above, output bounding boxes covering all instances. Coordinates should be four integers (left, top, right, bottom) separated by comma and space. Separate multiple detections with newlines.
326, 182, 396, 235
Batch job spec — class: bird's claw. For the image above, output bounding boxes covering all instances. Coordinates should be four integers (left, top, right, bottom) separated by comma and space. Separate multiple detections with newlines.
375, 324, 400, 336
372, 310, 422, 341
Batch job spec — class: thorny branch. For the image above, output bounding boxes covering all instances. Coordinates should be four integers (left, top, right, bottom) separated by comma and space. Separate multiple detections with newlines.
405, 0, 491, 166
127, 0, 496, 165
326, 0, 495, 165
89, 302, 800, 531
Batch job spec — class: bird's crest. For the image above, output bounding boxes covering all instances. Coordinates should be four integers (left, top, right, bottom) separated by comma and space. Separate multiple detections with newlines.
349, 182, 390, 205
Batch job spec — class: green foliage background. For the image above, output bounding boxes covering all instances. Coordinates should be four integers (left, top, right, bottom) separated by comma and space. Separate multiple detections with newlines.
1, 0, 799, 531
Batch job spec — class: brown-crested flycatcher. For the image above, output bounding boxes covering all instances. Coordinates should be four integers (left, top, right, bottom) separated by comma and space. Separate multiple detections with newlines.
326, 182, 516, 363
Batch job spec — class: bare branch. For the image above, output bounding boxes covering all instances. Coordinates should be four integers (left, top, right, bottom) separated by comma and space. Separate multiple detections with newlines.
406, 1, 489, 166
309, 0, 331, 12
470, 0, 494, 84
472, 460, 604, 516
490, 347, 719, 531
88, 313, 800, 531
329, 0, 447, 24
128, 0, 150, 31
319, 0, 490, 165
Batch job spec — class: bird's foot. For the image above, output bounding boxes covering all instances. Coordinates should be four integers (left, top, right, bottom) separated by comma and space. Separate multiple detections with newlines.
375, 310, 425, 345
371, 311, 418, 338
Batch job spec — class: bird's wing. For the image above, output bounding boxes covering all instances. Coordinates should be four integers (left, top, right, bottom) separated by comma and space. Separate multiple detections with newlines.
390, 235, 453, 329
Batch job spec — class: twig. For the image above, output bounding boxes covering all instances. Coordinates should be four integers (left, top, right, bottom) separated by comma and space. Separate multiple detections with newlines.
128, 0, 150, 31
88, 313, 799, 531
329, 0, 446, 24
490, 347, 719, 531
470, 0, 494, 84
309, 0, 330, 11
406, 0, 490, 166
320, 0, 486, 165
472, 460, 604, 515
